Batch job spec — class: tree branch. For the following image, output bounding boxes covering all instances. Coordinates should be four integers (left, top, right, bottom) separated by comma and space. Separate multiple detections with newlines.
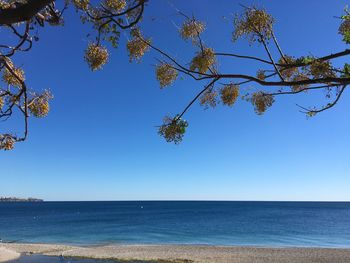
0, 0, 54, 25
299, 85, 347, 114
176, 78, 219, 120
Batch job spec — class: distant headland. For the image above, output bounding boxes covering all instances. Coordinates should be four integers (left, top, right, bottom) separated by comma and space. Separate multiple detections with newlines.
0, 197, 43, 202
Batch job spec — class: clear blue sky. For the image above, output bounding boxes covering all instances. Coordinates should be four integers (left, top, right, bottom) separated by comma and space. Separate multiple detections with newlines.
1, 0, 349, 201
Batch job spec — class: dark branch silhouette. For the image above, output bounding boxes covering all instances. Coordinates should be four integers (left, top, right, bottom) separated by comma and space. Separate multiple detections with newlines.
1, 1, 349, 148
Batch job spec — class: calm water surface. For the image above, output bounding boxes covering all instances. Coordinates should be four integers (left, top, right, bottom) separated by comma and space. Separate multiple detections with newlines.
0, 201, 349, 248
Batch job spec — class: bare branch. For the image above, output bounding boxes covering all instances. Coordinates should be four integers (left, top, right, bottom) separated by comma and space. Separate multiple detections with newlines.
176, 78, 219, 120
0, 0, 54, 25
299, 85, 347, 115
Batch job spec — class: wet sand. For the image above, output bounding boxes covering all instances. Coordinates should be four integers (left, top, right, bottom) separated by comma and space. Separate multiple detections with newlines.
1, 243, 350, 263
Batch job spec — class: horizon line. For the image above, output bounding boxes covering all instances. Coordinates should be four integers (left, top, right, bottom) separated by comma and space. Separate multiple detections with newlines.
36, 199, 350, 202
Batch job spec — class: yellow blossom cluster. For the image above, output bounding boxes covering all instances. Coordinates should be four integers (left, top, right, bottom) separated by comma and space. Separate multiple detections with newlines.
220, 84, 239, 107
190, 48, 215, 74
199, 90, 217, 109
104, 0, 126, 12
251, 92, 274, 115
233, 8, 274, 42
180, 19, 205, 41
156, 63, 178, 88
84, 43, 109, 71
126, 29, 151, 62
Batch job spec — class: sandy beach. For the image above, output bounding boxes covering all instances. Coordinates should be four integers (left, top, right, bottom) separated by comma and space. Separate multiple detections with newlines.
0, 243, 349, 263
0, 247, 20, 262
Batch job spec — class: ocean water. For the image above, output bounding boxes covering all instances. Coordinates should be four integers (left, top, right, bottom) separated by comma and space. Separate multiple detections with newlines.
0, 201, 350, 248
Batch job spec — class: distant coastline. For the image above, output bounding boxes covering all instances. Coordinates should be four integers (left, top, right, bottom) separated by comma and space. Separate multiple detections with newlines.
0, 197, 43, 202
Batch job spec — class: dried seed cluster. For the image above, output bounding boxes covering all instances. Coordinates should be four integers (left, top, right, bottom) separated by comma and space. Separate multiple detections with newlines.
309, 60, 336, 79
339, 18, 350, 43
199, 90, 217, 109
28, 91, 53, 118
251, 92, 274, 115
0, 1, 11, 9
156, 63, 178, 88
0, 96, 4, 110
190, 48, 215, 74
158, 116, 188, 144
256, 70, 266, 81
291, 73, 309, 92
2, 59, 25, 87
126, 29, 151, 62
278, 56, 298, 80
0, 136, 14, 151
180, 19, 205, 41
72, 0, 90, 10
84, 43, 109, 71
233, 8, 274, 42
104, 0, 126, 12
220, 84, 239, 107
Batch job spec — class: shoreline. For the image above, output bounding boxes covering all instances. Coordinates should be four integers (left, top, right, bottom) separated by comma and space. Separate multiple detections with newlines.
0, 247, 20, 262
1, 243, 350, 263
3, 241, 350, 250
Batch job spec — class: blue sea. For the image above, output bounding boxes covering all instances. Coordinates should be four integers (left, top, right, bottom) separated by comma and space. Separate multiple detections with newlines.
1, 201, 350, 248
